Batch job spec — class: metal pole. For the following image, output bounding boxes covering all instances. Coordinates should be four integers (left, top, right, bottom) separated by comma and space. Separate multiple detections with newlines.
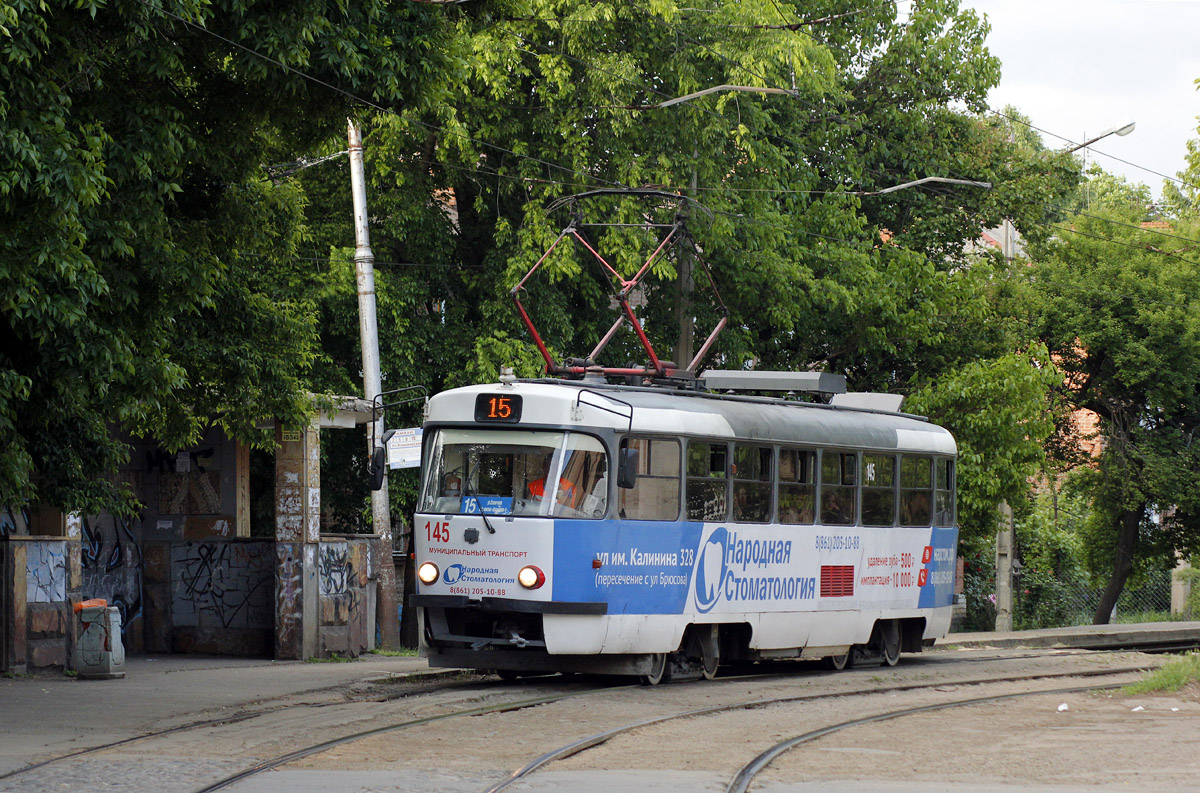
348, 119, 400, 650
675, 163, 697, 367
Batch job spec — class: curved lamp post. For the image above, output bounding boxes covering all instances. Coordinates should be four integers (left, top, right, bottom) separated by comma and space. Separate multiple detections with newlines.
1068, 120, 1136, 153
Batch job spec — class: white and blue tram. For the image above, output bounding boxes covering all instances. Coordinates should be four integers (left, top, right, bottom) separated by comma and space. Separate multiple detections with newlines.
409, 371, 957, 683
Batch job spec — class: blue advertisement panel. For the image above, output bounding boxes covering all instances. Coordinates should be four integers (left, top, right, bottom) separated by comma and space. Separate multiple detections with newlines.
552, 520, 704, 614
917, 525, 958, 609
552, 518, 957, 616
691, 525, 818, 614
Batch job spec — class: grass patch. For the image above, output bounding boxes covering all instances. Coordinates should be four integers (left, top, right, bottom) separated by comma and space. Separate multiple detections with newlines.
1111, 610, 1183, 625
369, 647, 419, 658
1123, 652, 1200, 695
306, 652, 355, 664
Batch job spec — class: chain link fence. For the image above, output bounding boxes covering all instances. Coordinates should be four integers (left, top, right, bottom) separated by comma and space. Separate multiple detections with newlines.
958, 556, 1178, 632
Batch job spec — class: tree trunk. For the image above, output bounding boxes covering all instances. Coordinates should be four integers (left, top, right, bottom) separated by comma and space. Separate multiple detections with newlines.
1092, 505, 1145, 624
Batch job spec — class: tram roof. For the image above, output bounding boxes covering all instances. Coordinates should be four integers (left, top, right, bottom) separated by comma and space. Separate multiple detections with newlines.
427, 379, 955, 455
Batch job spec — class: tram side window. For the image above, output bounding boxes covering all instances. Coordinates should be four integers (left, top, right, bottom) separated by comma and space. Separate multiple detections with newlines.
899, 456, 932, 527
861, 454, 896, 527
935, 458, 955, 527
555, 440, 609, 518
618, 438, 681, 521
686, 441, 728, 521
733, 444, 773, 523
820, 451, 857, 526
778, 449, 815, 525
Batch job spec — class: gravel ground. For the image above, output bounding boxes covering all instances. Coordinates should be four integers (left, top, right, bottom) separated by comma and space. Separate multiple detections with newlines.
4, 648, 1193, 793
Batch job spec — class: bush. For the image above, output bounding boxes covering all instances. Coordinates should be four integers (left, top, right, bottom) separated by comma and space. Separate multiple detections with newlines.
959, 534, 997, 632
1175, 566, 1200, 620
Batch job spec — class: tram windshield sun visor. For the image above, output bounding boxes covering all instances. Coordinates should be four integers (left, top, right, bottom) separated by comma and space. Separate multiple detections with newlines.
419, 429, 610, 519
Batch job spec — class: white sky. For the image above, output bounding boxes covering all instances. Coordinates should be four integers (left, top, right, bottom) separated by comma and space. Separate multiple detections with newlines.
956, 0, 1200, 198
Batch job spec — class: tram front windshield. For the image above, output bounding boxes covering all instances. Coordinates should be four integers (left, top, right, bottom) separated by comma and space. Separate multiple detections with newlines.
419, 429, 609, 519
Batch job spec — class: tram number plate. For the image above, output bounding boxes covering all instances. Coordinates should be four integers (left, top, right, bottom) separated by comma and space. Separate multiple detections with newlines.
474, 393, 523, 423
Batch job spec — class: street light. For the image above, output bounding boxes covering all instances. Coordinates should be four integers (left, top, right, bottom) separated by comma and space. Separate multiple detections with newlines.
1067, 120, 1136, 153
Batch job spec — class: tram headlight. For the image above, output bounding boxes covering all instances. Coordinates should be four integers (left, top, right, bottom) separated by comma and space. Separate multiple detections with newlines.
517, 565, 545, 590
417, 561, 440, 585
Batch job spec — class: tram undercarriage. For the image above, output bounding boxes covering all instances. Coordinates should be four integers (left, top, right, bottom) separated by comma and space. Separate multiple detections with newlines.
420, 603, 933, 683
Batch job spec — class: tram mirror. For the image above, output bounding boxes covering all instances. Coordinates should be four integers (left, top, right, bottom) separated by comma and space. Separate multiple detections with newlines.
617, 446, 639, 489
369, 429, 398, 491
370, 446, 386, 491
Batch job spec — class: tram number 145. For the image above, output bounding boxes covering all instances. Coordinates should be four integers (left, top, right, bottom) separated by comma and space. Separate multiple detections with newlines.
426, 521, 450, 543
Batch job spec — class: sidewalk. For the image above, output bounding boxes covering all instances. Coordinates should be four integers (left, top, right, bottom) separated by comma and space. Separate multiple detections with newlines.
942, 619, 1200, 651
0, 653, 447, 776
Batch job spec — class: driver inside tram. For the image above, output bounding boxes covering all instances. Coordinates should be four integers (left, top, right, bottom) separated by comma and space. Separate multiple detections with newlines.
527, 454, 577, 508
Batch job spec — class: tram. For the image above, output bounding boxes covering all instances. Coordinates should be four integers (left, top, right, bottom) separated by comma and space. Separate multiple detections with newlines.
385, 192, 957, 682
406, 369, 958, 682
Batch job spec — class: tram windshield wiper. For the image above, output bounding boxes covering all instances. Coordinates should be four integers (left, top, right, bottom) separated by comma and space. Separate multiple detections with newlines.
465, 495, 497, 534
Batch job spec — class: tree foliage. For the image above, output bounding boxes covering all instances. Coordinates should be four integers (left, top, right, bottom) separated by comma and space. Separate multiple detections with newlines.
5, 0, 1087, 551
0, 0, 460, 514
1161, 112, 1200, 220
1027, 186, 1200, 622
284, 0, 1079, 535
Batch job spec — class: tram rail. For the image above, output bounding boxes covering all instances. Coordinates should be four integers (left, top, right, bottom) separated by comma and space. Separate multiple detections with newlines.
0, 646, 1174, 793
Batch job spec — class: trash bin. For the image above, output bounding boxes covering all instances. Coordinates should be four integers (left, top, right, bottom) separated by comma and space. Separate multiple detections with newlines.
73, 599, 125, 679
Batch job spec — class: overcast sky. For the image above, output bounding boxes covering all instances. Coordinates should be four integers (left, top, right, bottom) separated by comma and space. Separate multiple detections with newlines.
955, 0, 1200, 198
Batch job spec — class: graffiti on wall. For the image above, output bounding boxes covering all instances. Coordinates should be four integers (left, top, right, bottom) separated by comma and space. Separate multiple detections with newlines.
82, 514, 144, 639
318, 543, 351, 596
275, 545, 307, 656
160, 472, 222, 515
146, 447, 216, 473
173, 542, 273, 629
149, 445, 223, 515
26, 542, 67, 603
0, 505, 30, 536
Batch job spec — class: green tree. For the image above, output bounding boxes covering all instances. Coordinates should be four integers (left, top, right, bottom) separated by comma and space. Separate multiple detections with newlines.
905, 346, 1063, 543
1161, 104, 1200, 220
1027, 189, 1200, 623
0, 0, 461, 514
291, 1, 1079, 534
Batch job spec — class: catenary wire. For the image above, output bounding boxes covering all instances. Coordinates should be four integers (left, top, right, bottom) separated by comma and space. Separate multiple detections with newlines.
141, 0, 633, 193
141, 0, 1199, 269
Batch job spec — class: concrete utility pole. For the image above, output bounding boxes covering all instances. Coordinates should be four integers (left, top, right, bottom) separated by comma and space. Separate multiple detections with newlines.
994, 500, 1014, 632
348, 119, 400, 650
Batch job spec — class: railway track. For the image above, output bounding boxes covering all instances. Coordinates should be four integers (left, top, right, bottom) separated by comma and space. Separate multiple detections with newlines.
0, 648, 1170, 793
481, 665, 1149, 793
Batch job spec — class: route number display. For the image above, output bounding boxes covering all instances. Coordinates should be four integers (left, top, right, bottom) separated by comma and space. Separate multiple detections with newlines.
474, 393, 523, 423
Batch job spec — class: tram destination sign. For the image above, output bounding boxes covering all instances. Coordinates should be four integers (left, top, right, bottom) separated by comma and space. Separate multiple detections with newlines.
474, 393, 523, 423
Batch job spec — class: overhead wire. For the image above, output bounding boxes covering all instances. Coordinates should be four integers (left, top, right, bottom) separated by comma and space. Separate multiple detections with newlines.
989, 108, 1199, 194
616, 1, 1200, 255
144, 0, 633, 193
143, 0, 1199, 268
491, 7, 1200, 267
511, 11, 1200, 256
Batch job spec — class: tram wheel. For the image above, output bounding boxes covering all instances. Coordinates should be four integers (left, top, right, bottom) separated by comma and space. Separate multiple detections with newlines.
684, 625, 719, 681
826, 650, 852, 671
640, 653, 669, 686
700, 647, 715, 681
880, 620, 901, 667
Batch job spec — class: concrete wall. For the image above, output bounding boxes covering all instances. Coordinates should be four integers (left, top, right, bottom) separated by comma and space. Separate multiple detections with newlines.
2, 538, 82, 674
80, 429, 248, 655
318, 537, 378, 657
169, 539, 275, 655
2, 421, 382, 673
